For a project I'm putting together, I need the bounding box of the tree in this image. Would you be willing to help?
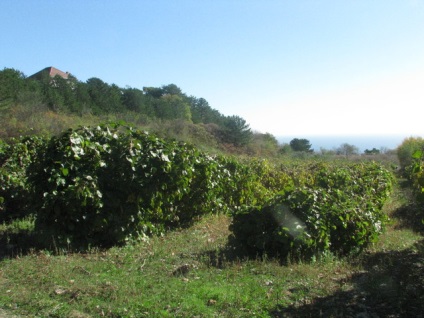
[154,94,191,121]
[397,137,424,172]
[289,138,313,152]
[188,96,225,125]
[223,115,252,146]
[0,68,26,103]
[249,132,280,156]
[73,82,93,114]
[48,74,80,112]
[336,143,359,156]
[279,143,293,155]
[364,148,380,155]
[142,84,193,121]
[143,86,164,98]
[122,87,154,116]
[161,84,182,96]
[38,73,66,112]
[86,78,124,114]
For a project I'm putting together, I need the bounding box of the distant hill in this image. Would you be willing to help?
[278,134,404,152]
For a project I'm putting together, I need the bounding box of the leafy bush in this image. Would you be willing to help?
[409,149,424,203]
[230,162,394,258]
[399,138,424,210]
[397,137,424,174]
[0,136,46,221]
[28,124,274,248]
[29,125,190,246]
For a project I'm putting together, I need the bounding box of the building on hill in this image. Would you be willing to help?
[29,66,70,80]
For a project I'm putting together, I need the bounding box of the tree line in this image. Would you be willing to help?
[0,68,253,148]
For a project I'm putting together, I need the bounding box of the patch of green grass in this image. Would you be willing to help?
[0,216,35,234]
[0,184,423,317]
[0,216,36,259]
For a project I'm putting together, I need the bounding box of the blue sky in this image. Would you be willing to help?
[2,0,424,137]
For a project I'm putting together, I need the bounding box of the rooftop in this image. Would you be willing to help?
[29,66,70,80]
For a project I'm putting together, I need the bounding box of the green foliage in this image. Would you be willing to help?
[27,124,270,248]
[408,148,424,203]
[245,158,294,199]
[222,115,253,146]
[2,67,275,156]
[212,157,258,210]
[230,162,394,258]
[189,97,225,125]
[398,140,424,223]
[397,136,424,174]
[29,125,179,246]
[0,68,26,104]
[248,132,280,157]
[86,78,124,114]
[290,138,313,153]
[0,129,400,257]
[154,94,192,121]
[121,87,153,115]
[364,147,380,155]
[0,136,46,221]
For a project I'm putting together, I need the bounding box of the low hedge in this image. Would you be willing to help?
[28,125,274,248]
[230,162,394,257]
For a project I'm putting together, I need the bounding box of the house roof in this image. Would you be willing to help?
[29,66,70,80]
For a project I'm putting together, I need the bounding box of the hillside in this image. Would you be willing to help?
[0,67,283,157]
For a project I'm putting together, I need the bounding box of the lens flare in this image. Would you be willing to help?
[271,204,307,239]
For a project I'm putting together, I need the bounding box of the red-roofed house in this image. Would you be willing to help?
[29,66,70,80]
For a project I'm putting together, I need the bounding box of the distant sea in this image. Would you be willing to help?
[276,135,413,153]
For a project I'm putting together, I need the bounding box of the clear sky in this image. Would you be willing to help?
[2,0,424,137]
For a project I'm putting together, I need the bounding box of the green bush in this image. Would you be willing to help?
[409,149,424,203]
[397,137,424,174]
[28,124,273,248]
[0,136,46,222]
[398,138,424,206]
[230,162,394,258]
[29,125,195,246]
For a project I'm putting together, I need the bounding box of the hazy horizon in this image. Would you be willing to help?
[277,134,408,152]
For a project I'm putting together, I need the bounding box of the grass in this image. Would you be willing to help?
[0,183,423,317]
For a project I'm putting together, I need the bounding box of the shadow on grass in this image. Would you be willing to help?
[196,236,254,269]
[393,178,424,234]
[196,234,295,269]
[269,239,424,318]
[0,221,108,259]
[0,216,201,260]
[392,202,424,234]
